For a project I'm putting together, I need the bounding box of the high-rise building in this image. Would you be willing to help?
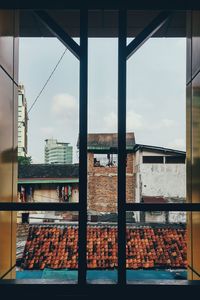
[18,84,28,157]
[45,139,73,164]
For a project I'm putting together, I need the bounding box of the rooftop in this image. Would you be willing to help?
[18,164,79,184]
[134,144,186,156]
[21,224,187,271]
[78,132,135,152]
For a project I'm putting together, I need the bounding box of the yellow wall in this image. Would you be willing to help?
[186,10,200,280]
[0,10,18,279]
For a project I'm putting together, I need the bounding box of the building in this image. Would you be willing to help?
[1,4,200,293]
[18,164,79,203]
[44,138,73,164]
[18,132,136,215]
[18,135,186,224]
[18,84,28,157]
[134,144,186,223]
[87,133,136,214]
[18,164,79,224]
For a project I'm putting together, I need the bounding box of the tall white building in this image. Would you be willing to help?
[45,139,73,164]
[18,84,28,157]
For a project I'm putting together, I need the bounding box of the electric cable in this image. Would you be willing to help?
[18,47,67,128]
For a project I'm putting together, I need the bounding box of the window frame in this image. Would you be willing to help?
[1,7,200,295]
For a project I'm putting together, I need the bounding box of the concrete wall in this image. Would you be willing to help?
[33,187,58,202]
[139,164,186,198]
[16,223,29,259]
[144,212,186,224]
[145,212,166,223]
[169,212,186,223]
[135,151,186,203]
[71,185,79,202]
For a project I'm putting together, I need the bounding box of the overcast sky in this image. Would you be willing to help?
[19,37,186,163]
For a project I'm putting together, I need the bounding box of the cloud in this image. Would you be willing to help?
[167,138,186,151]
[127,111,144,131]
[103,110,144,132]
[103,112,117,132]
[40,126,55,137]
[142,118,176,132]
[51,93,78,120]
[103,110,176,134]
[160,118,176,128]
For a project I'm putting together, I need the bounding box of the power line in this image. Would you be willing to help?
[28,48,67,114]
[18,48,67,128]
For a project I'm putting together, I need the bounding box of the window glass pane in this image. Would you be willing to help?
[87,13,118,283]
[143,156,164,164]
[126,211,187,282]
[18,10,80,203]
[127,29,186,204]
[16,211,79,282]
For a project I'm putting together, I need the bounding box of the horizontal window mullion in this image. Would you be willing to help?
[0,202,79,211]
[1,203,199,212]
[125,203,200,211]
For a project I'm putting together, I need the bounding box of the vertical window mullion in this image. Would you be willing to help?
[78,9,88,285]
[118,9,127,285]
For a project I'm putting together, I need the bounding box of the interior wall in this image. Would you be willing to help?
[0,10,19,279]
[186,10,200,280]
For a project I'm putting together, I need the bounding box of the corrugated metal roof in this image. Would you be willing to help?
[134,144,186,155]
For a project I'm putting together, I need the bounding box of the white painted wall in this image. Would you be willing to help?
[145,212,166,223]
[33,188,58,202]
[71,187,79,202]
[169,212,186,223]
[135,150,186,203]
[140,163,186,198]
[144,212,186,223]
[32,185,79,203]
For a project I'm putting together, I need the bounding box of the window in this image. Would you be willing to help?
[165,156,185,164]
[93,153,118,167]
[143,156,164,164]
[1,8,200,297]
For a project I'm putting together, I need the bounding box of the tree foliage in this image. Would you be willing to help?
[18,156,32,165]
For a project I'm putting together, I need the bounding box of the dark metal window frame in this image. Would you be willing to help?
[1,8,200,291]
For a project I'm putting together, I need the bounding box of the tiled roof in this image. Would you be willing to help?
[21,225,187,270]
[18,164,79,179]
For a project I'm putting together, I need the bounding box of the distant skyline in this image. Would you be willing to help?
[19,37,186,163]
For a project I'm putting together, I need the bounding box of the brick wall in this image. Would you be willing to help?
[88,152,135,213]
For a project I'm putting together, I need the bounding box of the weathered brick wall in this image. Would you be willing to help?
[88,152,135,213]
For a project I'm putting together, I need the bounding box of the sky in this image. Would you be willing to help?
[19,37,186,163]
